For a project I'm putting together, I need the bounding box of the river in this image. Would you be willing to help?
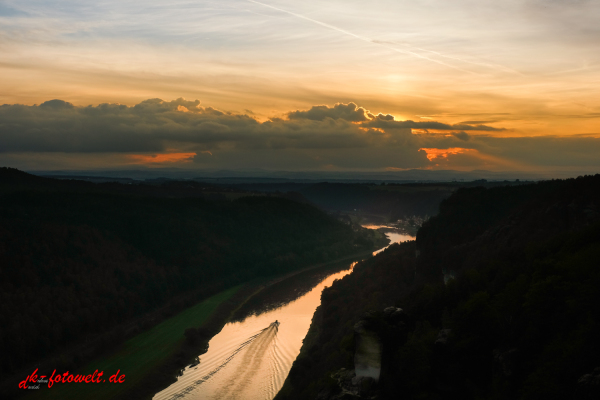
[153,227,414,400]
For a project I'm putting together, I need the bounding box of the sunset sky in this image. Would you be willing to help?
[1,0,600,175]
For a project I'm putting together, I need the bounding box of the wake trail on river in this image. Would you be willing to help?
[214,323,279,399]
[164,323,280,400]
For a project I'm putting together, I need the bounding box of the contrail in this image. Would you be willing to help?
[392,42,523,75]
[246,0,479,75]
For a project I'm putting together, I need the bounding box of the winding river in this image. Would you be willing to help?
[153,227,414,400]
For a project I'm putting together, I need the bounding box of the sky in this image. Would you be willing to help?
[1,0,600,175]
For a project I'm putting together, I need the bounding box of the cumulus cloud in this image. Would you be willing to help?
[1,99,599,171]
[287,102,371,122]
[286,103,502,132]
[0,98,257,153]
[0,99,407,154]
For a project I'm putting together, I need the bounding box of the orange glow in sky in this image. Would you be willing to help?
[1,1,599,175]
[419,148,474,161]
[128,153,197,164]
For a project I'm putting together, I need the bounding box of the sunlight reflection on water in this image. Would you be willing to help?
[153,228,413,400]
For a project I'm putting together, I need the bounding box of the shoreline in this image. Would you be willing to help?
[18,243,386,400]
[131,245,390,400]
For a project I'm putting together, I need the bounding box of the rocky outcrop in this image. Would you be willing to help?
[574,367,600,399]
[354,319,382,381]
[434,328,452,346]
[316,368,377,400]
[493,348,517,378]
[317,307,411,400]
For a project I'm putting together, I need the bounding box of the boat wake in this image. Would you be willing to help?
[165,322,279,400]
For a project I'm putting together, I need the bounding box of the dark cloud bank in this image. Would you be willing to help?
[1,99,599,171]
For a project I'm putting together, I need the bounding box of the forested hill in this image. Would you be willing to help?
[212,181,455,220]
[206,180,529,223]
[0,168,384,384]
[277,175,600,400]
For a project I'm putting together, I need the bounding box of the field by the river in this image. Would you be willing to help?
[26,286,241,400]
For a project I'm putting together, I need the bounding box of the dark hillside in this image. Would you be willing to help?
[277,175,600,400]
[417,176,600,279]
[0,168,382,390]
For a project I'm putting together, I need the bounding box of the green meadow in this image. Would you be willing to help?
[30,286,241,400]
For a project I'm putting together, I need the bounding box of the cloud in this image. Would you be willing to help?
[0,98,258,153]
[364,115,504,132]
[473,136,600,167]
[286,103,502,131]
[1,99,599,172]
[452,131,471,141]
[459,120,498,125]
[39,99,75,110]
[0,3,27,17]
[287,102,371,122]
[0,99,402,154]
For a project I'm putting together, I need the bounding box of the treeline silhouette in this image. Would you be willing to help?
[277,175,600,400]
[215,180,526,221]
[299,182,450,219]
[0,168,381,384]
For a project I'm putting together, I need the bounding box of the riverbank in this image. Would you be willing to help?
[274,241,418,400]
[246,243,389,295]
[153,252,384,400]
[25,286,245,400]
[136,247,387,400]
[22,243,386,400]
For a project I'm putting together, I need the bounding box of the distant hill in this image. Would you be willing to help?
[211,180,531,225]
